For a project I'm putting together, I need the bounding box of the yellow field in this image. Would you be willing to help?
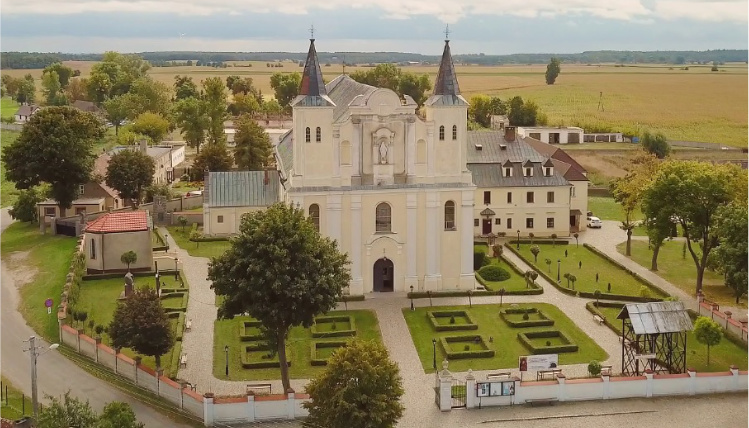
[3,61,746,146]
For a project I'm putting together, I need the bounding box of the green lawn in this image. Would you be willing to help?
[588,197,643,223]
[595,305,748,372]
[0,130,21,207]
[517,243,668,298]
[617,240,743,307]
[75,276,188,377]
[213,310,383,381]
[165,226,231,259]
[403,303,607,373]
[0,376,32,420]
[1,222,77,341]
[474,243,535,292]
[1,97,19,120]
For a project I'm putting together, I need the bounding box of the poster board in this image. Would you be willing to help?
[519,354,559,372]
[476,381,515,397]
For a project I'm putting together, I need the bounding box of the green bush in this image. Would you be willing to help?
[240,345,292,369]
[522,313,530,321]
[477,265,511,282]
[588,360,603,376]
[474,250,490,271]
[311,315,356,338]
[517,330,579,354]
[427,310,479,332]
[239,320,264,341]
[310,341,347,366]
[439,335,495,359]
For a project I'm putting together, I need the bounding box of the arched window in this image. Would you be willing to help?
[452,125,457,140]
[305,127,311,143]
[444,201,456,230]
[375,203,391,233]
[309,204,320,232]
[316,127,321,142]
[439,125,445,141]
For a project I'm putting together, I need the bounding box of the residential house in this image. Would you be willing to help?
[14,104,40,123]
[517,126,584,144]
[83,210,154,273]
[71,100,104,117]
[109,141,186,184]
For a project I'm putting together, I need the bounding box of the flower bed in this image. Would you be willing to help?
[240,345,292,369]
[427,310,479,332]
[311,315,356,338]
[517,329,578,354]
[309,341,348,366]
[499,308,555,328]
[239,320,264,342]
[439,335,495,359]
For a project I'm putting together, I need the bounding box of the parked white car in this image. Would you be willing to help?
[588,216,602,229]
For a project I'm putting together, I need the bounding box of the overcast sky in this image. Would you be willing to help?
[1,0,747,54]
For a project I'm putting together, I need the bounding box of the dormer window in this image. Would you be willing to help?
[524,167,533,177]
[503,167,512,177]
[544,167,553,176]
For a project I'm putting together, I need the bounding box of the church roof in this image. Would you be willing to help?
[207,171,281,207]
[276,130,294,179]
[326,75,377,123]
[425,40,467,107]
[291,39,335,108]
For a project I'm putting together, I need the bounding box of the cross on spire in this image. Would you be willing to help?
[444,24,450,41]
[309,25,315,40]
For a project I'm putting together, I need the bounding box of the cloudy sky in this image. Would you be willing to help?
[1,0,747,54]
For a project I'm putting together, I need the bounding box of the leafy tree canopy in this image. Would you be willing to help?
[3,106,103,210]
[468,94,507,128]
[640,131,671,159]
[233,114,273,170]
[270,72,301,110]
[174,75,199,101]
[203,77,228,144]
[172,96,209,154]
[37,392,144,428]
[693,316,722,365]
[710,202,748,303]
[350,64,432,105]
[192,142,233,178]
[105,149,155,206]
[545,57,561,85]
[130,112,170,144]
[9,185,48,223]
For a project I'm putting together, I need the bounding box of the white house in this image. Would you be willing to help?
[14,104,40,123]
[517,126,584,144]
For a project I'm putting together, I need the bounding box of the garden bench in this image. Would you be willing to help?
[526,398,558,407]
[185,318,192,331]
[593,314,605,325]
[537,369,562,381]
[246,383,272,395]
[180,354,187,368]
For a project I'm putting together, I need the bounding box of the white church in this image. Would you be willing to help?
[202,36,589,296]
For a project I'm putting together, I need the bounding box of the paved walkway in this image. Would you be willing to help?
[581,220,747,319]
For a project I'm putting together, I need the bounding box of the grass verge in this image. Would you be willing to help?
[0,376,33,420]
[165,226,231,259]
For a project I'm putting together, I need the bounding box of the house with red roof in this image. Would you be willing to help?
[83,210,154,273]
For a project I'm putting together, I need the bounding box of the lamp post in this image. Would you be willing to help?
[155,271,160,295]
[468,289,473,308]
[164,233,169,251]
[516,230,521,250]
[557,259,561,283]
[174,257,179,280]
[432,338,437,371]
[410,286,414,311]
[224,345,229,377]
[24,336,59,420]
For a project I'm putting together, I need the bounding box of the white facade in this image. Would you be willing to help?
[519,126,584,144]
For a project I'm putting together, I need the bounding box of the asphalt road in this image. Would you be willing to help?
[1,208,193,427]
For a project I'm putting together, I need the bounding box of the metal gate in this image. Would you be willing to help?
[451,379,466,408]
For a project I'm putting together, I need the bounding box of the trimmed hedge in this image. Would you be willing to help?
[239,320,264,342]
[311,315,356,338]
[165,340,182,379]
[439,335,495,359]
[504,243,664,303]
[499,308,555,328]
[310,341,348,366]
[518,329,579,354]
[240,345,292,369]
[427,310,479,332]
[583,243,671,298]
[585,301,628,333]
[160,292,188,312]
[477,265,511,282]
[409,286,542,299]
[168,312,186,341]
[511,239,570,245]
[474,250,490,271]
[340,294,365,302]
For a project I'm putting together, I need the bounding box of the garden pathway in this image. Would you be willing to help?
[580,220,747,320]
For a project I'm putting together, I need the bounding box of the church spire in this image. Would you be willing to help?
[299,36,327,97]
[433,29,461,96]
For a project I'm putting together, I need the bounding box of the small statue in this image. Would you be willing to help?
[379,141,388,164]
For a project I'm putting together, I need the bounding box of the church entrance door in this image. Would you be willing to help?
[373,258,394,292]
[482,219,492,235]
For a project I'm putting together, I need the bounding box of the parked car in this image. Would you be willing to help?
[588,216,602,228]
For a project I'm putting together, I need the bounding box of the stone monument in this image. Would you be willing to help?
[119,272,134,300]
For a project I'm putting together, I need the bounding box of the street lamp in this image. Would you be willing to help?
[516,230,521,250]
[468,289,473,308]
[174,257,179,280]
[24,336,59,420]
[432,338,437,371]
[224,345,229,377]
[557,259,561,283]
[164,233,169,250]
[155,271,161,295]
[410,286,414,311]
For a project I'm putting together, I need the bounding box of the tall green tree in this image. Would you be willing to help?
[43,62,75,87]
[105,149,155,207]
[172,96,209,154]
[641,131,671,159]
[65,77,89,102]
[9,186,47,223]
[710,202,748,303]
[507,96,543,126]
[545,57,561,84]
[642,161,740,293]
[108,287,174,369]
[228,93,261,116]
[693,317,722,366]
[102,95,131,135]
[96,402,145,428]
[36,392,98,428]
[42,70,67,106]
[350,64,432,106]
[17,74,36,104]
[304,340,404,428]
[208,203,351,391]
[203,77,228,144]
[174,75,199,101]
[396,71,432,105]
[130,112,170,143]
[192,142,233,176]
[269,72,301,109]
[3,107,103,212]
[127,77,171,118]
[233,114,272,170]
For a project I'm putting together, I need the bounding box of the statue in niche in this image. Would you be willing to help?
[379,139,388,164]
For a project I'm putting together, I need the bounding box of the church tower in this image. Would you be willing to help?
[291,35,336,186]
[424,33,469,180]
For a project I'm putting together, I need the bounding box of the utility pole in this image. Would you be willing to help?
[24,335,59,422]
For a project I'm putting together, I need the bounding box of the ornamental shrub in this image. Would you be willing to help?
[522,313,530,321]
[588,360,602,376]
[478,265,511,282]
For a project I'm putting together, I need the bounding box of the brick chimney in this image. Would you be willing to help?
[504,126,516,142]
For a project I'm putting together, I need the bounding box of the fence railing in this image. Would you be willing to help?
[0,380,34,421]
[697,300,748,343]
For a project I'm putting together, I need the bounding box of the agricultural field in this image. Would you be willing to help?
[1,96,19,120]
[2,61,746,146]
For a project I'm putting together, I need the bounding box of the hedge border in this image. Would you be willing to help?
[582,243,671,298]
[341,294,365,302]
[511,239,570,245]
[239,320,264,342]
[499,308,555,328]
[240,345,292,369]
[160,292,188,312]
[504,243,665,303]
[309,340,348,366]
[517,329,579,354]
[167,312,186,341]
[585,301,628,333]
[311,315,357,338]
[427,310,479,332]
[439,335,495,359]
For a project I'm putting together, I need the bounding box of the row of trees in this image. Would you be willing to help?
[611,149,747,301]
[36,393,144,428]
[468,94,547,128]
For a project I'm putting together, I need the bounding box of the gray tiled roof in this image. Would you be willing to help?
[275,131,294,178]
[326,75,377,123]
[467,164,568,188]
[618,302,693,334]
[467,131,546,164]
[207,171,281,207]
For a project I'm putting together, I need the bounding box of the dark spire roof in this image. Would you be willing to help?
[433,39,461,96]
[300,39,326,97]
[292,38,334,107]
